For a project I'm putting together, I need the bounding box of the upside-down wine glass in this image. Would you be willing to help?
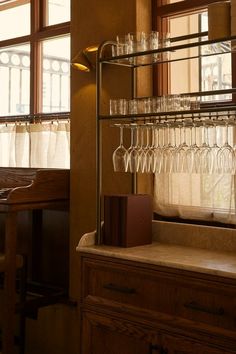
[217,119,234,174]
[175,121,188,173]
[112,124,127,172]
[185,122,200,174]
[126,124,140,173]
[162,122,174,173]
[199,122,211,174]
[209,121,220,174]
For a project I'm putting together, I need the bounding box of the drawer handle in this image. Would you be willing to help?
[149,344,168,354]
[184,300,225,316]
[103,283,136,294]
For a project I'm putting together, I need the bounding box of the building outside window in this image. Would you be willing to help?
[0,0,70,116]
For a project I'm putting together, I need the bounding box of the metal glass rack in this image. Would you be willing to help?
[95,32,236,244]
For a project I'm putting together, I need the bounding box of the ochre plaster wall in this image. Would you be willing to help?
[70,0,152,299]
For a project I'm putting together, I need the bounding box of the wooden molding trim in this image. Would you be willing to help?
[0,0,29,11]
[156,0,228,17]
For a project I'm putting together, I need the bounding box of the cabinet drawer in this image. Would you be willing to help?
[176,285,236,331]
[82,259,177,315]
[82,259,236,331]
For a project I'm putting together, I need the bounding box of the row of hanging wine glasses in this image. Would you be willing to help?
[112,119,236,174]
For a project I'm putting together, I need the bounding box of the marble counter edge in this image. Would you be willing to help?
[76,233,236,280]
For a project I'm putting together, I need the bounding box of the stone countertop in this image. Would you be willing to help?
[76,231,236,280]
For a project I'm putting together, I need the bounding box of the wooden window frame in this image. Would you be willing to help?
[0,0,70,115]
[152,0,236,227]
[152,0,236,101]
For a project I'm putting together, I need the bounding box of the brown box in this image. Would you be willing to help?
[103,194,153,247]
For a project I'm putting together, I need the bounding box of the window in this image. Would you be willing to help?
[0,0,70,116]
[153,0,236,225]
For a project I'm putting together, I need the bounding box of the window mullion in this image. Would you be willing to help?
[30,0,42,114]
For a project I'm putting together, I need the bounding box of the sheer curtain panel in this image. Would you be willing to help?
[0,120,70,168]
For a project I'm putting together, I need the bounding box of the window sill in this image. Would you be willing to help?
[152,219,236,253]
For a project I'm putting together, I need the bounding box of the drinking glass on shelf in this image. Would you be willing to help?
[190,96,201,110]
[180,94,191,111]
[149,31,159,62]
[112,124,128,172]
[115,36,129,56]
[160,32,171,61]
[109,98,128,115]
[128,99,138,115]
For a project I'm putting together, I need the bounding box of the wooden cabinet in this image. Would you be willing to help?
[81,311,155,354]
[78,253,236,354]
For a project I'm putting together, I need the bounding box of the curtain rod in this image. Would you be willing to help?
[0,111,70,123]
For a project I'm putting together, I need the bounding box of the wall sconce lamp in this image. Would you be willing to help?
[71,44,98,72]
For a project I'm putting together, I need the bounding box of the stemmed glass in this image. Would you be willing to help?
[137,125,147,173]
[185,122,200,173]
[155,125,164,173]
[125,124,135,172]
[209,121,220,174]
[145,123,156,173]
[126,124,140,173]
[217,119,234,174]
[161,122,174,173]
[199,122,211,174]
[174,122,188,173]
[112,124,127,172]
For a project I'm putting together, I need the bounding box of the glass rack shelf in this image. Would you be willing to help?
[100,31,236,68]
[99,105,236,123]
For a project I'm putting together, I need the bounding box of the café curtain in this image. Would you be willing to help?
[153,125,236,224]
[0,120,70,168]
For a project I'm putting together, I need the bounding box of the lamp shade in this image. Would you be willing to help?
[71,50,93,72]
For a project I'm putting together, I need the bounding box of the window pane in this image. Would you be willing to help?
[42,36,70,113]
[0,45,30,116]
[200,13,232,101]
[46,0,70,26]
[0,2,30,41]
[168,12,232,101]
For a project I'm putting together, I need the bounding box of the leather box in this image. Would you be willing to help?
[103,194,152,247]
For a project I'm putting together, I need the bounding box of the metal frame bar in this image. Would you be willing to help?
[0,111,70,123]
[95,33,236,244]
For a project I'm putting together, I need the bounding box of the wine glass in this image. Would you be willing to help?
[185,122,200,173]
[174,122,188,173]
[199,122,211,174]
[161,123,175,173]
[145,123,156,173]
[112,124,127,172]
[125,124,135,172]
[137,125,147,173]
[209,122,220,174]
[217,119,234,174]
[155,125,164,173]
[126,124,140,173]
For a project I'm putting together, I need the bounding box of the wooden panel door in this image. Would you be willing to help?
[81,311,162,354]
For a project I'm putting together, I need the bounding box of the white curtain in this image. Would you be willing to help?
[154,125,236,224]
[0,120,70,169]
